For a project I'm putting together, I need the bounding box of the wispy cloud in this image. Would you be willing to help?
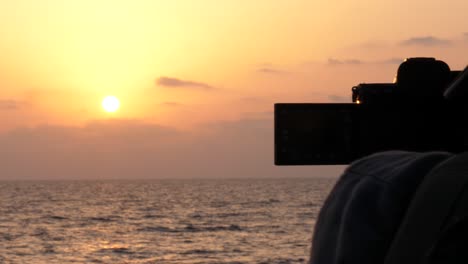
[380,58,404,64]
[257,68,288,75]
[238,96,269,103]
[327,58,363,65]
[161,102,183,107]
[400,36,451,46]
[328,95,350,102]
[241,111,273,119]
[0,118,343,180]
[325,57,404,66]
[0,100,21,110]
[156,77,214,90]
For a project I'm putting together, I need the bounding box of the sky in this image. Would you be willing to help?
[0,0,467,179]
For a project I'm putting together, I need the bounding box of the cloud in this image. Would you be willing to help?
[325,57,404,66]
[0,100,21,110]
[156,77,214,90]
[238,97,272,104]
[0,120,184,180]
[83,119,180,139]
[0,118,344,180]
[257,68,287,75]
[400,36,451,46]
[241,111,273,119]
[380,58,404,65]
[327,58,363,65]
[328,95,350,103]
[161,102,183,107]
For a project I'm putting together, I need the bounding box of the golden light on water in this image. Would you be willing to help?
[102,96,120,113]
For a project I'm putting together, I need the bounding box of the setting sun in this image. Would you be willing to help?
[102,96,120,113]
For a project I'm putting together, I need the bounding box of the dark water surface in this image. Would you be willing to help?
[0,178,337,264]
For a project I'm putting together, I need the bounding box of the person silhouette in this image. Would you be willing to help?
[309,151,453,264]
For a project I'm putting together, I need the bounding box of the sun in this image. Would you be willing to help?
[102,96,120,113]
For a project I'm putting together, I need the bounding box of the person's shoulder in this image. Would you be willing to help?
[345,151,454,186]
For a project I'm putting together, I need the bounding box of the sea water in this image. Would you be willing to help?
[0,178,337,264]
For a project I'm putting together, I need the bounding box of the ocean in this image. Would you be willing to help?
[0,178,337,264]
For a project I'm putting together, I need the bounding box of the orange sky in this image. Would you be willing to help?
[0,1,467,179]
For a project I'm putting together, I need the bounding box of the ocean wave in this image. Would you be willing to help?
[87,217,118,222]
[188,212,249,219]
[143,214,164,219]
[184,224,243,232]
[138,224,244,233]
[46,215,69,221]
[215,212,248,218]
[189,213,203,219]
[258,257,307,264]
[96,247,132,254]
[137,226,177,233]
[0,178,332,263]
[31,227,49,238]
[181,249,221,255]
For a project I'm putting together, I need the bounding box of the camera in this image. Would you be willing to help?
[275,58,468,165]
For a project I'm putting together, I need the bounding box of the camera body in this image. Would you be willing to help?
[275,58,468,165]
